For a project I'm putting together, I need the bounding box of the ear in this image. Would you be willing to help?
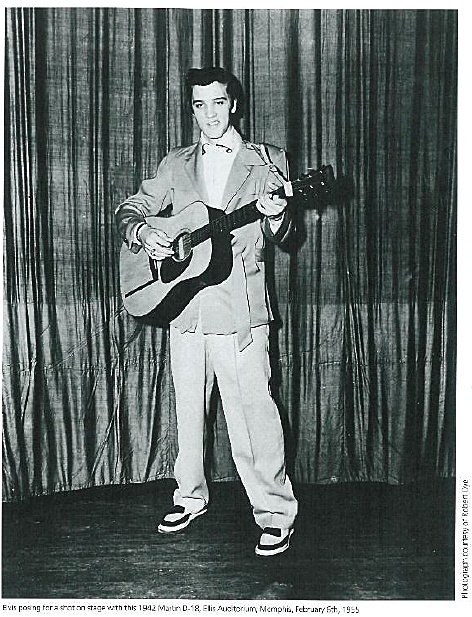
[230,99,238,114]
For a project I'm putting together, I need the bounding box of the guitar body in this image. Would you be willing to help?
[120,202,234,325]
[119,164,334,326]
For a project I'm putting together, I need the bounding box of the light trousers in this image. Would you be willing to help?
[169,324,298,530]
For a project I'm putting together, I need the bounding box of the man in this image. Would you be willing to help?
[115,67,298,556]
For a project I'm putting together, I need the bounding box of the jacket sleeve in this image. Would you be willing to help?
[114,153,174,253]
[260,144,293,246]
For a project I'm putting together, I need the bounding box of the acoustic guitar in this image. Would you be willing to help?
[120,164,334,325]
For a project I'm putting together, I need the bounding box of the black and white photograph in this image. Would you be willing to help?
[1,3,467,613]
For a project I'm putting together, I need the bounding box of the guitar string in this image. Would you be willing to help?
[183,167,330,249]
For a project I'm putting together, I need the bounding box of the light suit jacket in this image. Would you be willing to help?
[115,138,292,350]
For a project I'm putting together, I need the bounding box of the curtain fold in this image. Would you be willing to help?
[3,8,457,500]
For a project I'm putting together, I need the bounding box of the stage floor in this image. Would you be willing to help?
[2,478,455,600]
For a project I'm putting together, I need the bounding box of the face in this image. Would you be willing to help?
[191,81,237,141]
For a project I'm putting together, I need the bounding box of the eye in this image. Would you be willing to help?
[193,102,203,109]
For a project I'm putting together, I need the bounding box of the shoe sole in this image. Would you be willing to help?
[255,529,294,556]
[157,507,207,534]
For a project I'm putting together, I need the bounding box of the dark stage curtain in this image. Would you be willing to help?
[3,8,457,501]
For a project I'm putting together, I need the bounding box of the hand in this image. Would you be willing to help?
[138,225,174,260]
[255,180,287,220]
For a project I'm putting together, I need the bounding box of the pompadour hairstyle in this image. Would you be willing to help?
[185,67,244,118]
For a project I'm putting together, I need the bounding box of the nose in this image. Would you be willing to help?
[206,104,216,118]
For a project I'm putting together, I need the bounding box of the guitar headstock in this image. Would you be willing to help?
[290,165,335,199]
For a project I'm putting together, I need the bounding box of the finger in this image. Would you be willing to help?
[258,195,287,217]
[152,230,172,245]
[153,237,173,250]
[145,235,172,252]
[256,196,275,216]
[271,195,287,207]
[145,246,174,260]
[254,178,264,197]
[256,195,269,211]
[144,234,174,254]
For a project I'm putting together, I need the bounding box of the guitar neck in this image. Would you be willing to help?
[191,200,262,248]
[189,165,333,249]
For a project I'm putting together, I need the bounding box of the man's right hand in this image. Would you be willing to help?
[137,225,174,260]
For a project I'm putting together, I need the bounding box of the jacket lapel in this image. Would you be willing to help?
[180,143,209,205]
[221,142,266,211]
[177,140,266,211]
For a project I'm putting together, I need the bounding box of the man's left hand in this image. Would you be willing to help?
[256,181,287,220]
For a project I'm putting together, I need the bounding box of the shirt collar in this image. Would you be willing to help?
[200,125,242,154]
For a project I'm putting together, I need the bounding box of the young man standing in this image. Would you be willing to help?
[115,67,298,556]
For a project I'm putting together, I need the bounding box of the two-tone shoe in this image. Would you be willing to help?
[255,527,294,556]
[157,504,208,534]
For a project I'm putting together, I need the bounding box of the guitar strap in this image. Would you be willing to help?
[259,143,270,165]
[257,143,289,185]
[258,143,280,174]
[258,143,293,198]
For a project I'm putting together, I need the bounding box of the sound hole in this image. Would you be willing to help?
[172,231,192,262]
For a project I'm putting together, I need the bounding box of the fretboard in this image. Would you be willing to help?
[188,165,333,249]
[190,200,262,248]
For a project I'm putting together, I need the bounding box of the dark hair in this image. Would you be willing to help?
[185,67,244,119]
